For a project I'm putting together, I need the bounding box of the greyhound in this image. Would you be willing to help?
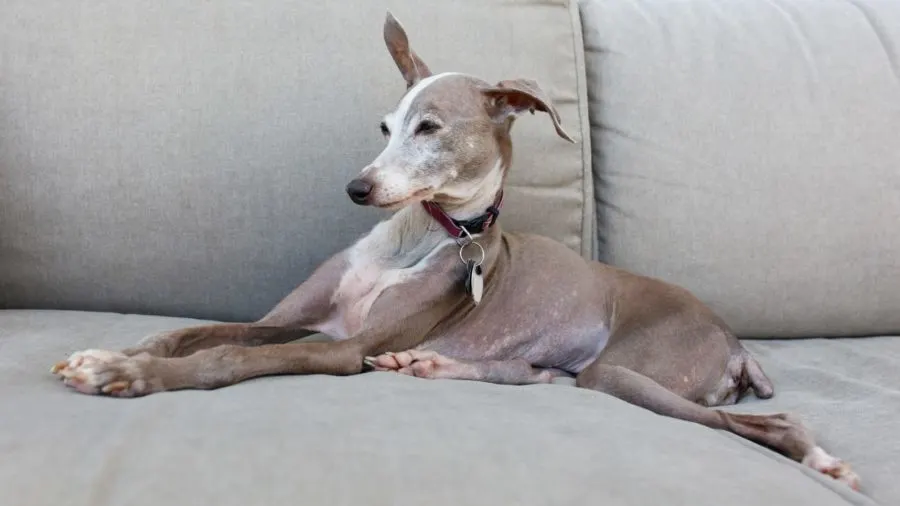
[52,12,859,490]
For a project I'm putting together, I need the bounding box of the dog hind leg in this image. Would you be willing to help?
[575,361,859,490]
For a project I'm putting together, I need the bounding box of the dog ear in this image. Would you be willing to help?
[482,79,575,143]
[383,12,432,89]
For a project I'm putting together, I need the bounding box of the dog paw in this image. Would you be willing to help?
[364,350,460,379]
[50,349,158,397]
[802,447,861,491]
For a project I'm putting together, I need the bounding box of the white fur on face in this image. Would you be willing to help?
[365,166,418,207]
[364,72,463,206]
[389,72,462,136]
[436,158,505,219]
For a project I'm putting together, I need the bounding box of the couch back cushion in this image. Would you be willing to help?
[581,0,900,337]
[0,0,590,321]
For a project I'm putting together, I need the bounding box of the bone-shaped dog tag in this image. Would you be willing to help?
[465,260,484,305]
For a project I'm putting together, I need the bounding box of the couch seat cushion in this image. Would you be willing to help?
[1,310,894,505]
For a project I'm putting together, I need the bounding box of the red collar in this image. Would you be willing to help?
[421,191,504,239]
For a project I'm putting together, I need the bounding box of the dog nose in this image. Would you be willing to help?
[346,178,374,204]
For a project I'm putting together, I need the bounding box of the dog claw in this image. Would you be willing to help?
[50,361,67,374]
[363,357,376,366]
[102,381,130,394]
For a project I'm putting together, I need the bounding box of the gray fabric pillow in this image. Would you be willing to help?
[0,0,591,321]
[581,0,900,337]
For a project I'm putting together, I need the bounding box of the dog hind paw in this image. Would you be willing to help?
[802,447,861,491]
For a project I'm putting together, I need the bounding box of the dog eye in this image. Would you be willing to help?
[380,122,390,137]
[414,120,440,135]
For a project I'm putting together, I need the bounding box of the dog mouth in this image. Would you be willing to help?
[374,188,434,209]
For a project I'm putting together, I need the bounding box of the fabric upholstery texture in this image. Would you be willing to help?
[580,0,900,338]
[0,0,591,322]
[1,310,896,506]
[2,1,898,505]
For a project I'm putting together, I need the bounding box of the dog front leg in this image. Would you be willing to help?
[366,350,567,384]
[110,253,349,359]
[51,338,374,397]
[120,324,313,358]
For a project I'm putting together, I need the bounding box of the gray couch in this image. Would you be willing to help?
[2,1,898,505]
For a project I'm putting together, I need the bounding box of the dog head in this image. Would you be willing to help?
[346,12,574,210]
